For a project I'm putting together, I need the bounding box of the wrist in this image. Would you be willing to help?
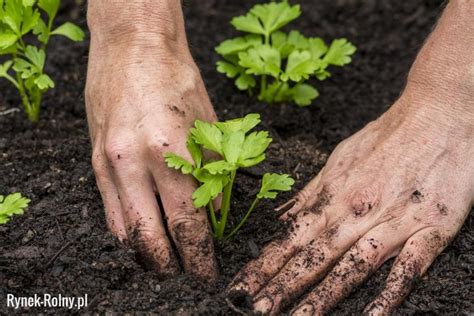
[87,0,189,56]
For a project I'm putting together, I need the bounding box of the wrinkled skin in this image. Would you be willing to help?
[229,1,474,314]
[85,1,218,281]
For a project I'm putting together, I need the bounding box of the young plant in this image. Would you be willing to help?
[0,0,85,122]
[215,0,356,106]
[0,192,30,224]
[164,113,295,240]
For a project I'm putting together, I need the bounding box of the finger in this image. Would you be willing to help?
[253,218,367,315]
[291,225,403,316]
[108,149,180,278]
[91,151,127,241]
[229,199,330,296]
[154,166,218,283]
[276,169,325,221]
[364,228,451,315]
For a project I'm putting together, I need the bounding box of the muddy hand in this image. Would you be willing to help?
[85,1,218,281]
[229,1,474,314]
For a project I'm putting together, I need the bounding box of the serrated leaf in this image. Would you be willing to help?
[32,18,48,43]
[308,37,328,59]
[281,50,318,82]
[3,0,23,34]
[24,45,45,70]
[324,38,356,66]
[13,57,36,79]
[0,60,13,76]
[0,192,31,224]
[235,73,256,90]
[271,31,294,59]
[215,113,261,134]
[0,32,17,49]
[203,160,235,175]
[239,131,271,163]
[239,44,281,78]
[164,153,194,174]
[257,173,294,199]
[38,0,59,19]
[287,30,308,49]
[34,73,54,89]
[192,175,228,208]
[51,22,85,42]
[222,131,245,164]
[186,137,202,168]
[20,4,40,34]
[191,120,223,155]
[215,34,261,56]
[292,83,319,106]
[238,154,266,168]
[216,61,241,78]
[232,1,300,36]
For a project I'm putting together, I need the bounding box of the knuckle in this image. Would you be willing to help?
[91,151,108,178]
[147,136,172,158]
[104,136,135,163]
[346,186,381,217]
[168,213,208,245]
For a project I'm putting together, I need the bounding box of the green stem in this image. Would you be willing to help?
[208,200,218,232]
[2,74,20,89]
[224,197,260,241]
[215,170,236,239]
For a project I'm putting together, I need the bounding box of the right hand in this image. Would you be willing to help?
[85,2,218,281]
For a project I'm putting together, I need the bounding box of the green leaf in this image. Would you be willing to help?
[215,113,261,134]
[235,73,256,90]
[239,131,272,163]
[192,175,228,208]
[3,0,23,34]
[292,83,319,106]
[232,1,300,37]
[258,81,292,104]
[51,22,85,42]
[239,44,281,78]
[287,30,309,50]
[186,137,202,169]
[271,31,294,59]
[33,18,49,43]
[238,154,266,168]
[281,50,318,82]
[323,38,356,66]
[34,73,54,89]
[13,58,37,79]
[38,0,59,19]
[308,37,328,59]
[164,153,194,174]
[222,131,245,164]
[0,192,31,224]
[0,32,18,49]
[22,0,35,7]
[257,173,294,199]
[191,120,223,155]
[203,160,235,175]
[215,34,261,56]
[20,4,40,35]
[0,60,13,76]
[216,61,241,78]
[24,45,45,70]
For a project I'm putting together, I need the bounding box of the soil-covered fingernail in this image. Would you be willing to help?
[253,295,274,313]
[275,199,296,214]
[231,282,250,292]
[292,303,315,316]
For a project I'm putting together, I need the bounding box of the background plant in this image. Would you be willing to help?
[215,0,356,106]
[0,192,30,224]
[164,113,294,240]
[0,0,84,122]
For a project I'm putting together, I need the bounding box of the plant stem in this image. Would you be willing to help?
[259,33,271,98]
[215,170,236,239]
[208,200,218,231]
[224,197,260,240]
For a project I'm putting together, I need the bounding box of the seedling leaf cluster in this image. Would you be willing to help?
[0,192,30,224]
[215,1,356,106]
[165,114,294,240]
[0,0,84,122]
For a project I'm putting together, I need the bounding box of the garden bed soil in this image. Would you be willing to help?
[1,0,472,314]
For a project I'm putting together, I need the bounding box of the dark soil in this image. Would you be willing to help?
[1,0,473,315]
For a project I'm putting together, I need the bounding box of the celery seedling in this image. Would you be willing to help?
[215,1,356,106]
[0,192,30,224]
[164,113,294,240]
[0,0,85,122]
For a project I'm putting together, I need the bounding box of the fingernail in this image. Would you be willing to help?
[292,303,315,316]
[253,295,274,313]
[275,199,296,214]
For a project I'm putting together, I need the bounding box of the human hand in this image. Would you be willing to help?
[85,1,218,281]
[228,1,474,311]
